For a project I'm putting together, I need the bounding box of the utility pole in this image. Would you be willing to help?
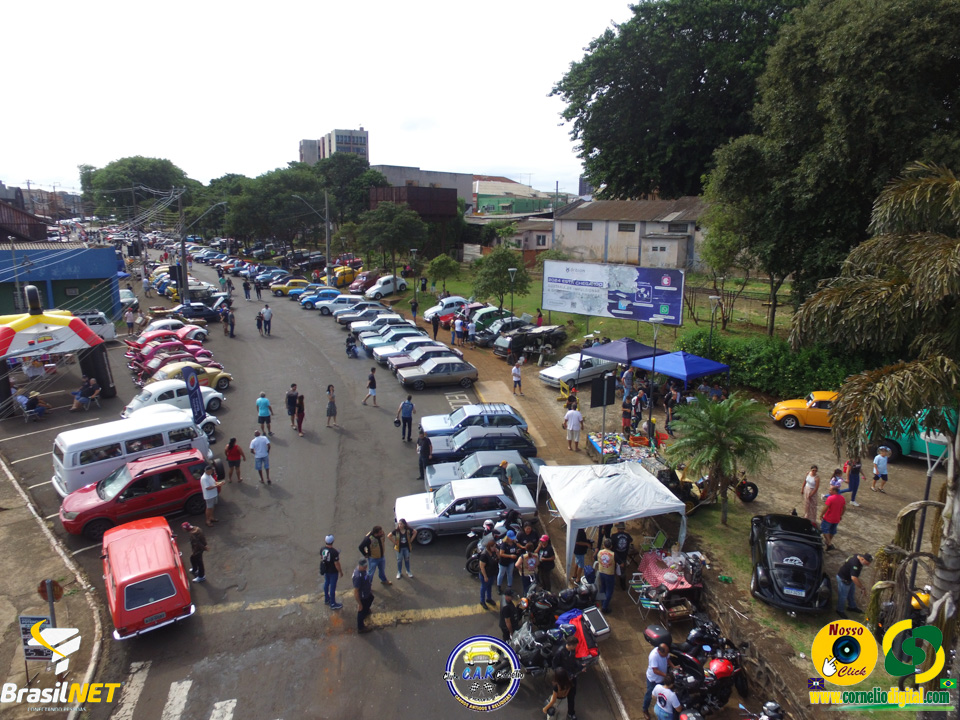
[324,191,331,281]
[9,236,21,312]
[179,191,190,306]
[24,180,35,214]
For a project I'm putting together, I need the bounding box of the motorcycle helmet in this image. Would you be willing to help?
[761,701,784,720]
[483,519,494,530]
[559,589,577,604]
[707,657,735,679]
[533,630,549,643]
[559,623,577,638]
[546,628,564,642]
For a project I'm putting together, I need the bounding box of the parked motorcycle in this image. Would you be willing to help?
[465,510,528,558]
[491,620,599,683]
[521,569,599,628]
[345,335,359,359]
[739,701,784,720]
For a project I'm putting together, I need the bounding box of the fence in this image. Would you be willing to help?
[683,285,792,333]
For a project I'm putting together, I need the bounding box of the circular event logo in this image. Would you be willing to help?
[443,635,522,711]
[811,619,879,686]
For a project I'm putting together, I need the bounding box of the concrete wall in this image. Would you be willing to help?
[553,218,699,269]
[371,165,473,208]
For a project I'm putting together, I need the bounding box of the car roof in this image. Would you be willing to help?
[54,412,197,445]
[463,450,526,466]
[103,517,179,584]
[449,477,505,496]
[139,379,214,395]
[808,391,838,400]
[454,426,525,440]
[759,513,822,540]
[127,448,206,476]
[452,403,519,417]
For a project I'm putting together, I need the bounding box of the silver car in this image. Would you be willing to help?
[538,352,618,388]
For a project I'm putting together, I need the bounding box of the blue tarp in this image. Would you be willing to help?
[630,351,730,389]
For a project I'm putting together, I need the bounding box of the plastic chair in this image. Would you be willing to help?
[641,530,668,553]
[545,498,564,527]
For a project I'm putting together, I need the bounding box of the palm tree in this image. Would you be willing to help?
[792,162,960,693]
[663,393,777,525]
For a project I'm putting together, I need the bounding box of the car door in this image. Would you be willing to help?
[807,401,832,428]
[154,388,177,409]
[114,475,166,524]
[173,387,191,410]
[442,498,478,533]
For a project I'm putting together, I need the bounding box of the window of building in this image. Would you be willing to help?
[668,223,688,233]
[536,235,547,246]
[618,223,636,233]
[576,222,593,231]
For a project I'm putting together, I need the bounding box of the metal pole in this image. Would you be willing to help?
[10,236,21,312]
[324,191,331,285]
[647,321,660,442]
[179,193,190,306]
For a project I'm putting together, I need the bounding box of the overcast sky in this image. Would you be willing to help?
[2,0,634,199]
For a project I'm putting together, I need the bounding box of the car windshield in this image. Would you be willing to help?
[98,465,133,501]
[133,389,153,403]
[420,359,438,373]
[557,355,580,371]
[447,408,467,426]
[434,483,455,513]
[459,454,482,477]
[153,370,170,381]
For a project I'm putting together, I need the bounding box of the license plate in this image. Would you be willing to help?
[144,612,166,624]
[783,587,805,598]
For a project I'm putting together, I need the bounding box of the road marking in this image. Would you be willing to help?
[11,451,52,464]
[112,660,151,720]
[27,480,52,489]
[161,680,193,720]
[209,699,237,720]
[70,543,100,556]
[0,417,98,442]
[45,512,58,520]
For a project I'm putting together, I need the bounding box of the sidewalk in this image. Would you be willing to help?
[0,455,101,719]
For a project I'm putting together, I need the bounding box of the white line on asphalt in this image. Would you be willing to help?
[111,661,152,720]
[0,417,98,442]
[45,512,58,520]
[11,451,52,464]
[69,544,100,556]
[161,680,193,720]
[209,699,238,720]
[27,480,52,489]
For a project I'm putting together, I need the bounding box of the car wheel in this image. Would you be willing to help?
[465,540,479,558]
[460,377,473,388]
[206,397,222,412]
[201,421,217,438]
[320,307,330,315]
[195,331,208,342]
[215,377,231,391]
[415,528,436,545]
[82,519,113,542]
[779,415,799,430]
[413,380,426,391]
[399,283,407,291]
[304,302,315,309]
[185,494,206,516]
[274,290,283,296]
[213,458,225,478]
[374,292,383,300]
[882,439,903,462]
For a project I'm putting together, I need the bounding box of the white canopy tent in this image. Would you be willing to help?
[537,462,688,575]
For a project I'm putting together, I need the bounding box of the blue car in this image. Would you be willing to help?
[300,288,342,309]
[289,284,332,302]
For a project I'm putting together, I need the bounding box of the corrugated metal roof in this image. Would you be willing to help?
[556,197,706,223]
[515,219,553,231]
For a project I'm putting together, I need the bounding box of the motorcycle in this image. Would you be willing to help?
[491,620,599,683]
[738,701,784,720]
[465,509,528,558]
[677,468,759,508]
[345,336,359,359]
[521,569,599,629]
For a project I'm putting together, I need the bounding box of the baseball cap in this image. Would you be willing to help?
[862,553,874,563]
[616,522,626,529]
[506,530,517,540]
[181,522,191,530]
[540,535,549,543]
[325,535,335,544]
[358,558,368,567]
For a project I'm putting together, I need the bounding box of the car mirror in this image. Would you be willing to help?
[116,495,126,503]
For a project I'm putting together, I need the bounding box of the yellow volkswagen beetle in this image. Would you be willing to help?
[770,391,838,430]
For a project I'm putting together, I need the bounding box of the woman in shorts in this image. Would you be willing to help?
[224,437,246,483]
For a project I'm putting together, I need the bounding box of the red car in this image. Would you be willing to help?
[101,517,195,640]
[127,339,204,367]
[439,302,487,330]
[124,329,180,353]
[59,449,224,541]
[335,253,364,270]
[348,270,381,294]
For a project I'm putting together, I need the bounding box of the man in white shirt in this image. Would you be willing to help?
[651,673,683,720]
[563,406,584,452]
[200,464,224,527]
[644,643,676,718]
[250,430,272,484]
[261,304,273,336]
[511,362,523,396]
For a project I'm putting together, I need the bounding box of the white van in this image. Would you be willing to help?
[51,410,213,497]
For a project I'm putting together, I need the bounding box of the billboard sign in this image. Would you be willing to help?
[541,261,685,326]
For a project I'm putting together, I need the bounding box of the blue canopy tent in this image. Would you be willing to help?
[581,337,668,364]
[630,350,730,390]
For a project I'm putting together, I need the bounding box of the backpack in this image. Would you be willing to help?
[319,547,334,575]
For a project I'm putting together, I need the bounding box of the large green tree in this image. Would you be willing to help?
[552,0,805,198]
[358,202,427,283]
[314,154,389,225]
[472,246,530,310]
[426,254,461,293]
[80,157,197,222]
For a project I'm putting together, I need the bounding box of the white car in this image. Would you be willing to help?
[538,353,619,388]
[123,403,221,440]
[122,379,224,418]
[423,296,468,322]
[364,275,407,300]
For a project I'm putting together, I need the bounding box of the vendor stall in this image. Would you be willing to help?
[630,350,730,390]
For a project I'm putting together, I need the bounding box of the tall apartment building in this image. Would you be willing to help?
[299,127,369,166]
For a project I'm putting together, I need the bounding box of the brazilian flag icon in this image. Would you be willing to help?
[940,678,957,690]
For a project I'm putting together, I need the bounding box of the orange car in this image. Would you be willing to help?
[770,391,838,430]
[102,517,195,640]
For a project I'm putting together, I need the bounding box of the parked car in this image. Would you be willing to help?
[350,313,409,336]
[100,517,196,639]
[72,310,116,342]
[387,344,461,371]
[420,403,528,437]
[148,362,233,391]
[336,306,391,328]
[334,253,365,270]
[871,408,955,462]
[439,302,486,330]
[313,294,364,315]
[122,379,224,417]
[474,316,530,348]
[269,278,311,296]
[333,300,387,320]
[359,325,426,353]
[126,404,221,440]
[393,478,537,545]
[425,426,537,465]
[492,325,567,360]
[298,288,341,308]
[288,283,330,302]
[423,296,469,322]
[119,288,140,312]
[169,303,222,324]
[539,353,619,388]
[397,357,479,391]
[364,274,407,300]
[372,336,445,365]
[348,270,382,294]
[424,450,546,491]
[770,391,837,430]
[749,513,832,613]
[322,266,360,288]
[470,306,514,332]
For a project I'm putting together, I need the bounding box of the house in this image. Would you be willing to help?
[553,197,706,269]
[510,219,553,252]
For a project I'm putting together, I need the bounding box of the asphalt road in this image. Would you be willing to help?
[4,271,615,720]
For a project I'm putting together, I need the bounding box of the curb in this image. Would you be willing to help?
[0,457,103,720]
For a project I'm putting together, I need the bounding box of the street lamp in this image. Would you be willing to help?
[292,193,331,284]
[410,248,418,303]
[508,267,517,315]
[708,295,722,358]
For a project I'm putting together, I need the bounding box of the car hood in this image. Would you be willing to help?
[61,482,106,515]
[394,493,437,525]
[424,462,462,489]
[772,399,808,413]
[396,366,425,381]
[419,415,453,434]
[539,364,572,381]
[428,435,458,454]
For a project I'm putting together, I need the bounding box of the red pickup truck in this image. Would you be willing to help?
[335,253,364,270]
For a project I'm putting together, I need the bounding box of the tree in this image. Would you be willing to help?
[535,248,571,273]
[472,246,530,310]
[663,394,777,524]
[552,0,805,198]
[358,202,427,283]
[426,254,460,293]
[314,154,389,225]
[791,163,960,687]
[479,220,519,247]
[82,156,195,220]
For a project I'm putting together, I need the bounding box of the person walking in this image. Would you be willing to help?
[256,392,274,435]
[388,519,415,579]
[226,278,234,297]
[511,361,523,396]
[200,464,224,527]
[222,307,231,337]
[361,367,378,407]
[542,667,573,718]
[499,589,521,641]
[261,304,273,336]
[537,534,556,592]
[320,535,344,609]
[840,456,862,506]
[255,310,264,336]
[224,437,246,483]
[563,405,584,452]
[836,552,872,618]
[802,465,820,524]
[515,542,540,596]
[124,308,135,336]
[552,636,583,720]
[497,530,520,594]
[479,538,496,609]
[326,385,338,427]
[250,430,272,484]
[431,313,440,340]
[295,395,306,436]
[596,538,617,613]
[254,279,263,300]
[396,395,415,442]
[644,643,677,719]
[416,429,432,481]
[820,485,846,552]
[182,522,208,583]
[611,522,634,590]
[359,526,392,585]
[353,558,375,633]
[285,384,299,429]
[825,468,845,496]
[243,280,251,301]
[410,299,418,322]
[227,308,236,338]
[871,446,891,493]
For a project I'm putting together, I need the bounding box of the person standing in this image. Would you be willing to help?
[326,385,338,427]
[227,308,236,338]
[611,522,634,590]
[621,395,633,433]
[515,543,540,596]
[222,307,231,337]
[572,528,591,583]
[499,459,523,487]
[320,535,344,609]
[836,552,872,618]
[254,279,263,300]
[255,310,264,336]
[652,674,684,720]
[597,538,617,613]
[511,361,523,396]
[200,464,224,527]
[840,456,862,507]
[542,668,573,718]
[124,308,135,336]
[454,316,465,347]
[250,430,272,484]
[224,437,246,483]
[361,367,378,407]
[243,280,251,301]
[261,304,273,336]
[182,522,208,583]
[416,429,432,481]
[497,530,520,594]
[388,519,415,579]
[536,534,556,592]
[295,395,306,437]
[396,395,415,441]
[801,465,820,524]
[552,636,583,720]
[359,526,392,585]
[536,309,544,327]
[410,299,419,322]
[644,644,677,719]
[431,313,440,340]
[353,558,375,633]
[285,384,299,429]
[563,405,584,452]
[872,446,891,493]
[256,392,274,435]
[499,589,520,641]
[467,320,476,348]
[479,538,496,609]
[820,485,846,552]
[621,365,634,399]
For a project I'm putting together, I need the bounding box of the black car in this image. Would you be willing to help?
[749,513,831,613]
[427,426,537,466]
[474,317,530,348]
[492,325,567,360]
[170,303,222,323]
